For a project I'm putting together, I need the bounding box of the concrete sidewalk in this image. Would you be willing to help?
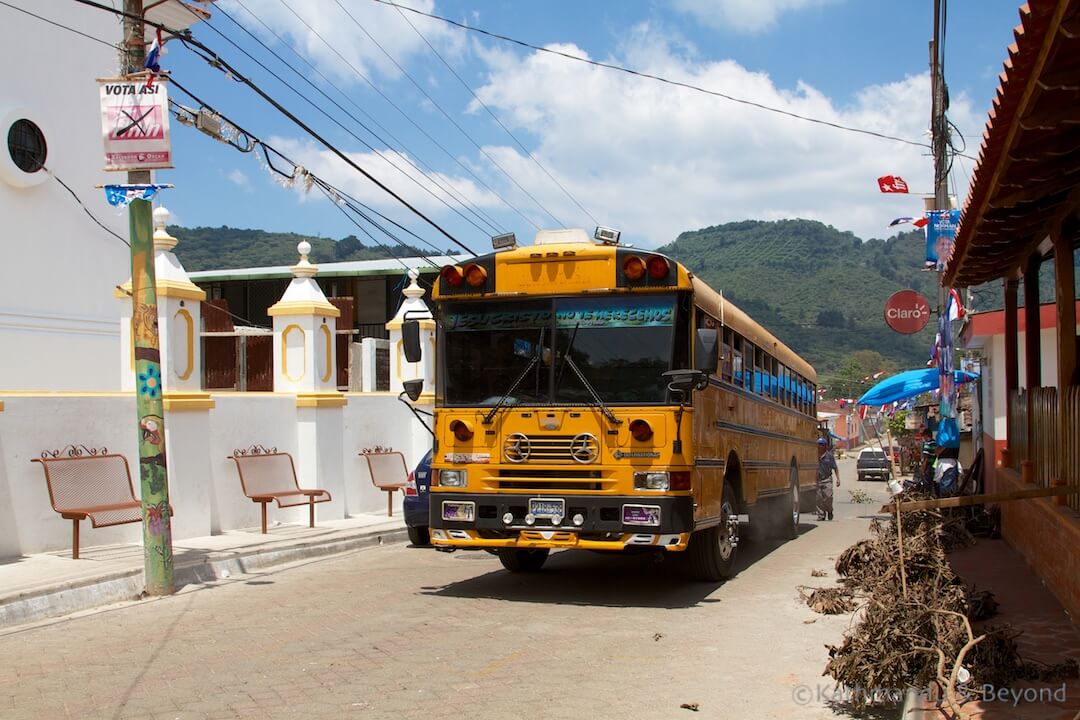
[0,514,408,628]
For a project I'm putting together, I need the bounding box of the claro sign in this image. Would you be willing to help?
[883,290,931,334]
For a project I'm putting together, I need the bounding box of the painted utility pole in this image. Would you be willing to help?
[930,1,952,438]
[123,0,173,595]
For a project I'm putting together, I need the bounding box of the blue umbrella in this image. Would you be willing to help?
[856,368,979,406]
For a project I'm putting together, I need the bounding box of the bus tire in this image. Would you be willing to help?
[782,466,800,540]
[688,483,739,581]
[497,548,549,573]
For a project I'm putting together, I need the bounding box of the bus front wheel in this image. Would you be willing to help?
[497,548,549,573]
[688,483,739,581]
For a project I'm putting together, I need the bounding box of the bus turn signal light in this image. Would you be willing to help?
[629,419,654,442]
[463,263,487,287]
[647,256,670,280]
[670,471,691,491]
[440,265,464,287]
[449,419,474,442]
[622,255,646,281]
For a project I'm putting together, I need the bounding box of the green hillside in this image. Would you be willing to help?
[170,225,445,271]
[656,220,940,380]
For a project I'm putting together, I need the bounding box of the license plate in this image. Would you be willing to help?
[622,504,661,526]
[441,501,475,522]
[528,498,565,520]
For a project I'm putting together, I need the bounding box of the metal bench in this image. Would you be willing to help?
[31,445,143,559]
[228,445,331,533]
[360,448,408,517]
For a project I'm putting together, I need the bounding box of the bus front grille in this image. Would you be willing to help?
[494,468,606,492]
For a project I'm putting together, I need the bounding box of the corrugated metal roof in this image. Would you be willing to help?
[942,0,1080,287]
[188,255,467,282]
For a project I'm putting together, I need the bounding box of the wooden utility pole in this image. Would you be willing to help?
[123,0,174,596]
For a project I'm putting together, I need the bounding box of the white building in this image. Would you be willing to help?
[0,1,131,391]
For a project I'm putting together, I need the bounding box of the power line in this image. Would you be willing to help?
[270,0,540,233]
[71,0,476,257]
[369,0,934,152]
[210,1,504,237]
[388,1,599,227]
[46,169,130,247]
[0,0,116,48]
[325,0,566,228]
[166,77,470,265]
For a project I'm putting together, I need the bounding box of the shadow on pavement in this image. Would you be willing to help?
[419,520,818,609]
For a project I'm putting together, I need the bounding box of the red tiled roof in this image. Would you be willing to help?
[942,1,1080,288]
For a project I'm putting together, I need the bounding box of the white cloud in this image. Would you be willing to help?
[266,136,502,215]
[671,0,838,33]
[218,0,457,84]
[226,168,252,191]
[467,35,980,247]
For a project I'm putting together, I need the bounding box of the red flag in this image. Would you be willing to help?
[913,217,928,228]
[877,175,909,193]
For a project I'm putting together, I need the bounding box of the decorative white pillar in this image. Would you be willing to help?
[268,241,341,395]
[386,269,435,402]
[115,206,211,406]
[268,242,346,518]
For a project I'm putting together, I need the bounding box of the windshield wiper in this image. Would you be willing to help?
[482,334,544,425]
[561,353,622,425]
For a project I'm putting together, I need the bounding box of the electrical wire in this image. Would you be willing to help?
[324,0,565,228]
[388,1,599,227]
[269,0,540,232]
[71,0,476,258]
[227,0,504,236]
[46,169,130,247]
[0,0,116,49]
[202,3,501,238]
[368,0,934,151]
[165,77,471,265]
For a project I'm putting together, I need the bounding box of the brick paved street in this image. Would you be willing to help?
[0,458,891,720]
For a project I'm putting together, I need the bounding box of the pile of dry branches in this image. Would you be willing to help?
[801,492,1077,713]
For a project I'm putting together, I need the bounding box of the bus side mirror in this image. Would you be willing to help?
[403,379,424,401]
[403,320,421,363]
[694,328,718,373]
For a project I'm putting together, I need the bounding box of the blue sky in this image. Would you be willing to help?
[149,0,1023,255]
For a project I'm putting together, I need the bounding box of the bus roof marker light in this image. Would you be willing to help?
[463,264,487,288]
[492,232,517,250]
[440,265,464,287]
[622,255,646,281]
[594,226,621,245]
[647,256,670,280]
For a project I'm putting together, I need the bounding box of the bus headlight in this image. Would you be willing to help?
[634,471,669,490]
[439,469,467,487]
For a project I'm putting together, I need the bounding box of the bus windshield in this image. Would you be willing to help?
[441,295,680,406]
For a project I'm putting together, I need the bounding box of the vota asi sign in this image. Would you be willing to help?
[884,290,931,334]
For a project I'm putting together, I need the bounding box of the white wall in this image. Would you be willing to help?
[0,2,129,391]
[975,326,1061,444]
[342,393,433,516]
[0,391,432,558]
[0,395,139,556]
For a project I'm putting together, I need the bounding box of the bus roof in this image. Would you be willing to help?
[691,276,816,381]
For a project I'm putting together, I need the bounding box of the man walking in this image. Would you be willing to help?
[816,437,840,520]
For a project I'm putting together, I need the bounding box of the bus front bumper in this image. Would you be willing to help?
[429,493,693,552]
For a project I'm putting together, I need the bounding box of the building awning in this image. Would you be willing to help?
[942,0,1080,288]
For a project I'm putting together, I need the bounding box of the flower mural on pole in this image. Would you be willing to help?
[138,365,162,399]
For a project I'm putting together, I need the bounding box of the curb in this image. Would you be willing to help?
[0,526,408,629]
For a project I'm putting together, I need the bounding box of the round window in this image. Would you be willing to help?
[7,118,47,173]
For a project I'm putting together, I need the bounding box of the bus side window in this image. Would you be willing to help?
[732,336,744,388]
[721,327,733,382]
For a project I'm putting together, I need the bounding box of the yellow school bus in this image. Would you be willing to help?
[402,228,818,579]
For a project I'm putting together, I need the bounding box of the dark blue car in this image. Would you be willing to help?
[403,449,433,546]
